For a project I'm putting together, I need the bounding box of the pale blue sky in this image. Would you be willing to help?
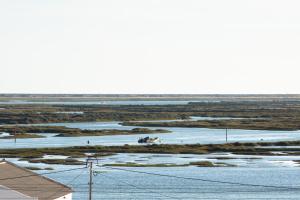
[1,0,300,94]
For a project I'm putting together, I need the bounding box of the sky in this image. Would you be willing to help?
[0,0,300,94]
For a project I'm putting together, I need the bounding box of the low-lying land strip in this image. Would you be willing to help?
[2,100,300,131]
[0,126,170,138]
[103,161,235,167]
[122,118,300,131]
[1,141,299,164]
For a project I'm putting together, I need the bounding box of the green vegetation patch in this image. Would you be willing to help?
[21,158,84,165]
[0,140,300,162]
[103,162,188,167]
[3,100,300,131]
[189,161,236,167]
[0,126,170,137]
[25,166,54,170]
[208,156,262,160]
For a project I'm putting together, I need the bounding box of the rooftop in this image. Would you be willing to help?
[0,160,72,200]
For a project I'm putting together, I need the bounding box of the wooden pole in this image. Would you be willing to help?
[88,161,93,200]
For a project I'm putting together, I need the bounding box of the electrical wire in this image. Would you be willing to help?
[44,166,87,199]
[99,172,183,200]
[0,166,87,181]
[100,166,300,191]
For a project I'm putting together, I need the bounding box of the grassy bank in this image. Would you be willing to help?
[0,126,170,137]
[1,140,300,161]
[2,100,300,131]
[122,118,300,131]
[103,161,235,167]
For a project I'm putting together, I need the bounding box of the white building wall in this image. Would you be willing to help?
[0,185,37,200]
[54,193,72,200]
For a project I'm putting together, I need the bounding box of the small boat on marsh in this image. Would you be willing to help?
[138,136,161,144]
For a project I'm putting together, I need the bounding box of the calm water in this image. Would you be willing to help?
[1,112,300,199]
[1,121,300,149]
[8,153,300,200]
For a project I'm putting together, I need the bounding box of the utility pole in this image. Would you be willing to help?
[225,128,228,143]
[87,157,99,200]
[88,160,93,200]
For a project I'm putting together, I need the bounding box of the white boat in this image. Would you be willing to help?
[138,136,161,144]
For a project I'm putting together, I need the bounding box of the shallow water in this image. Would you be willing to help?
[82,153,300,168]
[7,154,300,200]
[1,121,300,149]
[2,101,300,199]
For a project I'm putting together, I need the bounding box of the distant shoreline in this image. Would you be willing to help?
[1,94,300,101]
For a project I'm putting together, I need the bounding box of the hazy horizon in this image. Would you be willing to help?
[1,0,300,94]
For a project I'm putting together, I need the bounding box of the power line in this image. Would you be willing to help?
[99,172,183,200]
[0,166,87,181]
[45,166,86,199]
[100,166,300,191]
[0,188,294,194]
[0,166,87,200]
[2,163,298,200]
